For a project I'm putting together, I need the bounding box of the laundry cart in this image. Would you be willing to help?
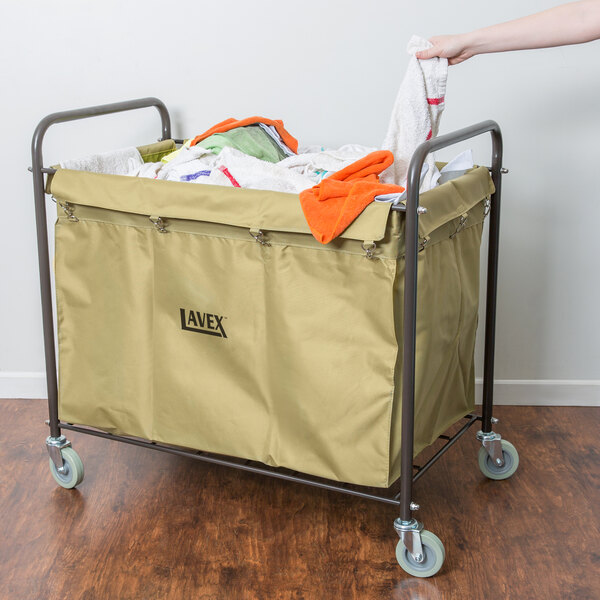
[31,97,518,578]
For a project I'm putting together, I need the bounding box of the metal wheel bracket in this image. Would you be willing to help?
[394,518,425,563]
[476,430,505,467]
[46,435,71,471]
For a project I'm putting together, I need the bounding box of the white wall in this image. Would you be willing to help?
[1,0,599,403]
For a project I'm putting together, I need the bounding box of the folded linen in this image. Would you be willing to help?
[258,123,295,157]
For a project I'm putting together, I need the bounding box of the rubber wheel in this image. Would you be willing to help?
[478,439,519,480]
[49,447,84,489]
[396,530,445,578]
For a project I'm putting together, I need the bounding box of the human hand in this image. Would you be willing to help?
[415,34,474,65]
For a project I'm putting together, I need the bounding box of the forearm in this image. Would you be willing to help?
[466,0,600,55]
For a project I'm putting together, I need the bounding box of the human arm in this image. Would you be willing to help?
[415,0,600,64]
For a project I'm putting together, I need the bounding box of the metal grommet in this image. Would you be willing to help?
[361,241,376,259]
[249,229,271,246]
[149,215,168,233]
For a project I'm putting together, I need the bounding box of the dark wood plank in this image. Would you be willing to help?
[1,400,598,599]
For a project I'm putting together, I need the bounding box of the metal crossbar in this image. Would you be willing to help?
[57,413,481,507]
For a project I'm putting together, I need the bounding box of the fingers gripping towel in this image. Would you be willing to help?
[299,151,404,244]
[380,35,448,190]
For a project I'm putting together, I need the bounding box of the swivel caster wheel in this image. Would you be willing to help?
[478,439,519,480]
[396,530,445,578]
[49,447,85,489]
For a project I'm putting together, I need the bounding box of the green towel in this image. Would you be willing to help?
[198,124,287,163]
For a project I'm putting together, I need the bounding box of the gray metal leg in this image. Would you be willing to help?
[398,120,504,532]
[481,128,504,433]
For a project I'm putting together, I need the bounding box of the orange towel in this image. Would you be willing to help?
[189,117,299,154]
[299,150,404,244]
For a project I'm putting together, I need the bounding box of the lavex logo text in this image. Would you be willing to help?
[180,308,228,338]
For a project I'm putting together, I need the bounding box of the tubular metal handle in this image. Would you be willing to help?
[31,97,171,172]
[405,120,502,210]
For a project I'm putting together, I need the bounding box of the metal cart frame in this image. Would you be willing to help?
[31,97,513,576]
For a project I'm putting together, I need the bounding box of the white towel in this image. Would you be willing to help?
[278,144,376,183]
[213,147,315,194]
[157,156,235,188]
[153,145,231,185]
[374,164,429,205]
[435,149,474,186]
[380,35,448,191]
[158,144,214,171]
[145,144,376,192]
[60,147,144,175]
[129,161,164,179]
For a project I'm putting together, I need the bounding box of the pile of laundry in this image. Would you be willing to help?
[60,36,473,244]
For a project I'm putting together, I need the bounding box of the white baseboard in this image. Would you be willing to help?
[475,379,600,406]
[0,372,47,399]
[1,373,599,406]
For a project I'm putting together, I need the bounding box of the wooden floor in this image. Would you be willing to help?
[1,401,598,600]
